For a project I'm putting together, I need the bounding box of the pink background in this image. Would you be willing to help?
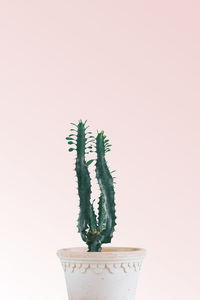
[0,1,200,300]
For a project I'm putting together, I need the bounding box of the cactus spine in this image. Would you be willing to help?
[66,120,116,252]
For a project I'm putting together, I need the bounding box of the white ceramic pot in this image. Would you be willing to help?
[57,247,146,300]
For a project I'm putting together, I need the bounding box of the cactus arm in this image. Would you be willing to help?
[66,120,96,242]
[95,131,116,244]
[75,121,92,240]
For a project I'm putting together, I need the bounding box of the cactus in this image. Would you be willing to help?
[65,120,116,252]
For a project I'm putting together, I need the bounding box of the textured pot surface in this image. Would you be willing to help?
[57,247,146,300]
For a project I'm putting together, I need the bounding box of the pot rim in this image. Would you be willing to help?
[57,247,146,261]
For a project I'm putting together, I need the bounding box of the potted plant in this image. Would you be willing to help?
[57,120,146,300]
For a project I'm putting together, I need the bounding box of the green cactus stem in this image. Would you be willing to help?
[95,131,116,245]
[66,120,95,243]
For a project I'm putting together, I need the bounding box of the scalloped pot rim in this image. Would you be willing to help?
[57,247,146,261]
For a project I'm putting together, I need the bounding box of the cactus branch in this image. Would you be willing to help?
[95,131,116,244]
